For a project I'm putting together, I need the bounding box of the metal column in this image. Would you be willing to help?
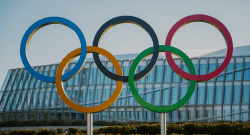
[87,113,93,135]
[161,112,166,135]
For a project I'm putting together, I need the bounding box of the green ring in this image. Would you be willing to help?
[128,45,196,112]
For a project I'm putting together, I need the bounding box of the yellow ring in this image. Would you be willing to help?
[56,46,123,113]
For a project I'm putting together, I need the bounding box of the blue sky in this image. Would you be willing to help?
[0,0,250,88]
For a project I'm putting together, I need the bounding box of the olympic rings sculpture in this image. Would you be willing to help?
[20,14,233,113]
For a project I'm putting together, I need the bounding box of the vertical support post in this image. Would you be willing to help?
[161,112,166,135]
[87,113,93,135]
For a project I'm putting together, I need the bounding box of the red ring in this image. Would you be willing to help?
[165,14,233,82]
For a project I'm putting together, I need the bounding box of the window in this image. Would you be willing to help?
[126,97,134,106]
[233,85,240,104]
[172,65,180,82]
[145,67,153,83]
[197,86,205,105]
[244,62,250,80]
[162,88,170,105]
[94,89,102,101]
[86,89,94,103]
[199,64,207,75]
[224,86,232,104]
[215,86,222,104]
[235,63,242,80]
[96,69,104,84]
[225,63,233,81]
[89,68,96,85]
[103,89,110,101]
[153,91,160,105]
[45,91,50,108]
[181,65,188,82]
[164,65,171,82]
[171,87,178,105]
[242,85,249,103]
[137,66,145,83]
[145,93,151,104]
[180,87,187,100]
[188,88,196,105]
[208,64,216,81]
[154,65,163,83]
[216,64,223,81]
[104,67,112,84]
[81,68,89,85]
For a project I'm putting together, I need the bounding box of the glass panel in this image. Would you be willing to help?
[37,91,44,108]
[72,90,78,103]
[171,87,178,105]
[17,92,25,110]
[118,98,125,106]
[13,73,21,90]
[172,65,180,82]
[102,89,110,101]
[208,64,216,81]
[197,86,205,105]
[89,68,96,85]
[74,73,79,86]
[32,92,37,109]
[199,64,207,75]
[233,85,241,104]
[29,77,36,88]
[180,87,187,99]
[145,66,153,83]
[64,69,73,86]
[50,91,56,107]
[235,63,243,80]
[145,93,151,103]
[225,63,233,81]
[86,89,94,103]
[162,88,169,105]
[164,65,171,82]
[81,68,89,85]
[104,67,112,84]
[96,69,104,84]
[18,72,26,89]
[188,88,196,105]
[135,94,143,106]
[42,71,48,87]
[24,74,31,89]
[126,96,134,106]
[181,65,188,82]
[224,86,232,104]
[136,66,145,83]
[48,70,56,87]
[94,89,102,101]
[215,86,222,104]
[206,86,213,105]
[137,88,143,94]
[242,85,249,104]
[153,91,160,105]
[216,63,223,81]
[244,62,250,80]
[122,66,129,76]
[119,88,126,97]
[145,88,152,92]
[154,65,162,83]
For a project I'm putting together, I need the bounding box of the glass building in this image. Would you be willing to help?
[0,45,249,122]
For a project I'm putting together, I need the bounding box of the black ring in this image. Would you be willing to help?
[92,16,159,82]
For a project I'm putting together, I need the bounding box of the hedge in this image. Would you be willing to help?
[0,119,156,127]
[0,122,250,135]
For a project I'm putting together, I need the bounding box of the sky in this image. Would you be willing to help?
[0,0,250,88]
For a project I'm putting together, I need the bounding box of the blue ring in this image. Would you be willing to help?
[20,17,87,83]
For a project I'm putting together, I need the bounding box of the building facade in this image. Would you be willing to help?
[0,45,250,122]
